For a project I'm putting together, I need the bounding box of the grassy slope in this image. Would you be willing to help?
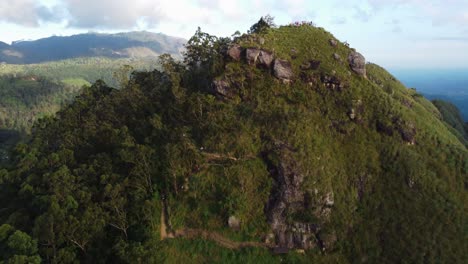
[164,25,467,262]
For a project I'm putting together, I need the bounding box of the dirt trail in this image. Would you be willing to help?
[172,228,272,249]
[160,199,270,249]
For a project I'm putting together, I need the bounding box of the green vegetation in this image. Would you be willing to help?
[0,57,160,88]
[432,99,468,144]
[0,75,81,133]
[0,20,466,263]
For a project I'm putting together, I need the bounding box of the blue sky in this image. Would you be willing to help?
[1,0,468,69]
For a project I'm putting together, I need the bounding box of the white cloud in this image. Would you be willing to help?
[0,0,56,26]
[367,0,468,29]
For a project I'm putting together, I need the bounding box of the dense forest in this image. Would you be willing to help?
[0,57,160,88]
[0,75,81,133]
[0,19,466,263]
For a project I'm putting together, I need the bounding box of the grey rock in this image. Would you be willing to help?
[329,39,338,47]
[273,59,293,81]
[321,74,342,89]
[227,44,243,61]
[228,216,241,230]
[333,53,341,61]
[348,51,366,77]
[258,50,274,68]
[246,48,260,65]
[264,143,317,249]
[212,79,235,98]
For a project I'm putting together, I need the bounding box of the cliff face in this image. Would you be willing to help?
[2,23,467,263]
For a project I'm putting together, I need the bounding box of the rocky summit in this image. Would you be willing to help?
[0,20,466,264]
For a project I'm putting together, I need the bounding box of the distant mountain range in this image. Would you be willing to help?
[0,31,186,64]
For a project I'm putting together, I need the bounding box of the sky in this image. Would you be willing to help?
[1,0,468,69]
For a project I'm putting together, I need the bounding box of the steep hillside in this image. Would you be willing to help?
[0,21,466,263]
[432,99,468,144]
[0,31,186,64]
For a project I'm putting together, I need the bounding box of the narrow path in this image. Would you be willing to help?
[171,228,273,250]
[160,199,272,250]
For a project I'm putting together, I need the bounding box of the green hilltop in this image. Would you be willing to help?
[0,19,466,263]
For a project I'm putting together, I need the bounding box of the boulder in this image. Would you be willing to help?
[329,39,338,47]
[333,53,341,61]
[258,50,274,68]
[300,60,321,70]
[228,216,241,230]
[348,51,366,77]
[227,44,243,61]
[246,48,260,65]
[212,79,235,99]
[273,59,293,81]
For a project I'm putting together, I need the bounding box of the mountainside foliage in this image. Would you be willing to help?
[0,57,160,88]
[432,99,468,144]
[0,75,81,133]
[0,21,466,263]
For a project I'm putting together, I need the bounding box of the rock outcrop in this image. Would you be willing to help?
[348,51,366,77]
[329,39,338,47]
[245,48,275,68]
[263,142,321,250]
[258,50,274,68]
[246,48,261,65]
[273,59,293,81]
[227,44,243,61]
[321,74,345,90]
[212,79,235,99]
[300,60,321,70]
[377,117,417,145]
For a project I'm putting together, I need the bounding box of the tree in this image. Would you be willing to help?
[113,65,134,88]
[183,27,218,68]
[248,15,276,34]
[0,224,41,263]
